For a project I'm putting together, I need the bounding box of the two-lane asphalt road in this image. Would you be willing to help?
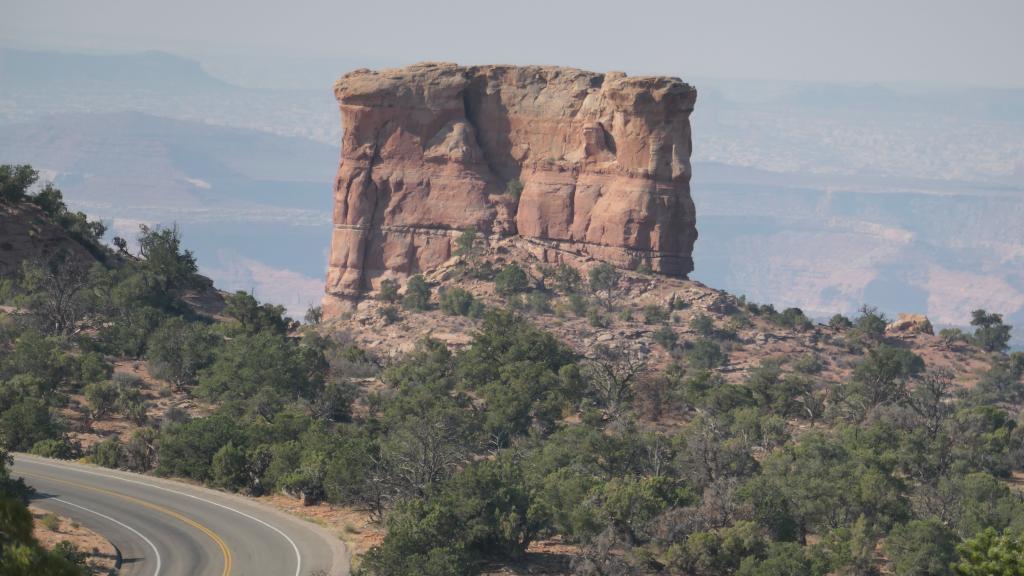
[13,454,349,576]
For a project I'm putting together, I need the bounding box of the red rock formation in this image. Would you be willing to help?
[324,63,698,315]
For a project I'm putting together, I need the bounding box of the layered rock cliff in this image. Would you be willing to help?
[324,62,698,314]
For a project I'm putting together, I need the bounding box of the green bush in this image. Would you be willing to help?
[653,326,678,349]
[40,512,60,532]
[440,289,479,315]
[30,438,78,460]
[588,263,620,309]
[953,528,1024,576]
[568,294,588,317]
[0,164,38,203]
[642,304,670,324]
[454,226,480,257]
[691,314,716,338]
[402,275,431,311]
[552,263,582,294]
[685,339,727,370]
[886,519,956,576]
[378,279,401,303]
[971,309,1012,353]
[494,264,530,297]
[829,313,853,330]
[379,305,401,324]
[505,178,524,200]
[587,307,608,328]
[854,305,888,340]
[524,291,552,314]
[363,457,540,575]
[0,398,63,451]
[92,438,122,469]
[211,441,248,491]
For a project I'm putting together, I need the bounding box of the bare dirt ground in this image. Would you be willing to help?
[257,494,384,569]
[31,505,119,574]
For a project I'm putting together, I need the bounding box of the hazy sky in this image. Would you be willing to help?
[5,0,1024,88]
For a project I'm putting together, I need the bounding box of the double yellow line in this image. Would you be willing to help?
[24,471,233,576]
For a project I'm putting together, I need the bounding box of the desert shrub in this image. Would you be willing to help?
[854,305,888,340]
[971,309,1012,353]
[378,279,401,303]
[379,305,401,325]
[402,275,431,311]
[669,295,689,310]
[939,327,968,348]
[92,438,122,469]
[524,291,552,314]
[792,353,824,374]
[952,528,1024,576]
[440,287,477,316]
[587,307,608,328]
[29,438,79,460]
[224,291,292,335]
[454,226,480,257]
[691,314,716,338]
[505,178,524,200]
[829,313,853,330]
[643,304,670,324]
[885,519,957,576]
[568,294,588,317]
[0,398,64,451]
[653,326,678,350]
[494,264,530,297]
[363,457,539,575]
[588,263,621,309]
[685,339,727,370]
[211,441,248,491]
[552,263,582,294]
[304,306,323,325]
[39,512,60,532]
[775,307,813,331]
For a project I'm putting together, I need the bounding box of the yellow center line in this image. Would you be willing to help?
[22,471,233,576]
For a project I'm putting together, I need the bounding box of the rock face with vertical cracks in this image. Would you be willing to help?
[324,62,698,315]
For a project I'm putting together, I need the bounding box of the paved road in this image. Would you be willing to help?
[13,454,349,576]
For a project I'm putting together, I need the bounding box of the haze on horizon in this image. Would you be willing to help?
[4,0,1024,90]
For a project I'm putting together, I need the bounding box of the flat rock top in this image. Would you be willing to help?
[335,62,695,107]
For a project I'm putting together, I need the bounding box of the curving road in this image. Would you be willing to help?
[12,454,349,576]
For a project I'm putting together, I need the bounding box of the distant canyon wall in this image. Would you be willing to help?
[323,63,698,315]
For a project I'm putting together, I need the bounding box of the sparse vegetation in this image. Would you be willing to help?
[588,263,621,310]
[504,178,524,200]
[454,226,481,258]
[3,163,1023,576]
[378,278,400,303]
[494,263,530,297]
[402,275,431,310]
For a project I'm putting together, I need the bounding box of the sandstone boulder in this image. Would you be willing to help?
[324,63,698,316]
[886,313,934,336]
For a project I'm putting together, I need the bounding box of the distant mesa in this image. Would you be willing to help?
[323,62,698,316]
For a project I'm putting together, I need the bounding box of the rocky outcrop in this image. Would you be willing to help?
[324,63,698,315]
[886,313,935,336]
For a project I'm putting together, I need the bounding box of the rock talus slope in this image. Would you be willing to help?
[324,62,698,315]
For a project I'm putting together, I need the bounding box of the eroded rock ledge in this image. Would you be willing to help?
[324,62,698,315]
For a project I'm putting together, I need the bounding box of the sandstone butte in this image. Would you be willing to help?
[323,62,698,317]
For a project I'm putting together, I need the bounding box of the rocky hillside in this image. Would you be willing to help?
[0,198,105,278]
[326,234,996,396]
